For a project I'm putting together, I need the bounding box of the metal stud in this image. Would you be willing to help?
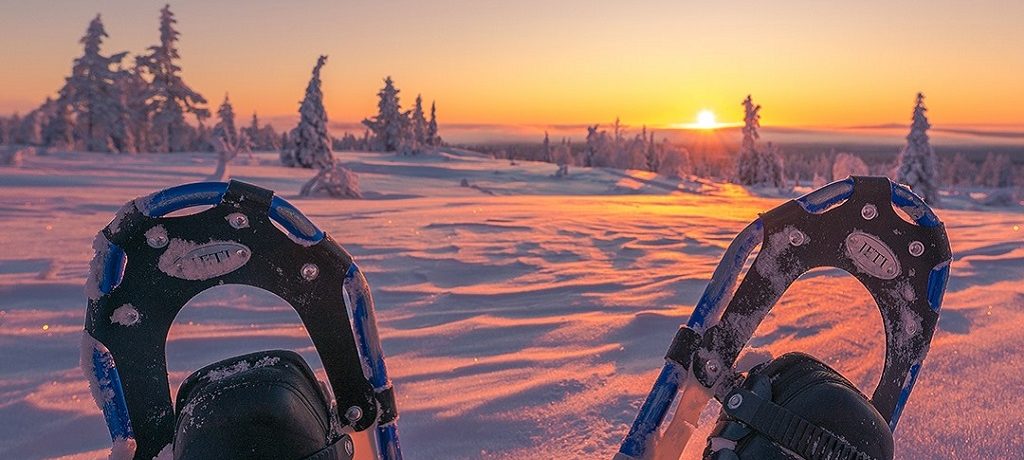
[704,359,720,376]
[301,263,319,281]
[727,393,743,410]
[908,241,925,257]
[861,204,878,220]
[227,213,250,229]
[344,437,354,455]
[345,405,363,423]
[788,229,806,247]
[146,233,168,249]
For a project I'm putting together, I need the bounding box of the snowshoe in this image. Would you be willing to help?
[616,176,952,459]
[82,180,401,460]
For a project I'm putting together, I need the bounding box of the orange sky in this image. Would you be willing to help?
[1,1,1022,130]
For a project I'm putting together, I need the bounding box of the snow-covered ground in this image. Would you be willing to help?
[0,150,1021,459]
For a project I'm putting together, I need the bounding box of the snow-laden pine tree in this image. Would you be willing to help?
[941,153,976,188]
[43,102,76,149]
[832,152,869,180]
[735,95,785,187]
[59,15,132,153]
[281,55,334,169]
[137,4,208,152]
[895,93,940,203]
[542,131,551,163]
[411,94,428,146]
[658,140,692,179]
[584,125,601,167]
[119,63,151,152]
[645,130,659,172]
[427,101,441,147]
[977,153,1013,188]
[245,112,260,148]
[212,94,238,147]
[294,57,362,201]
[362,77,406,152]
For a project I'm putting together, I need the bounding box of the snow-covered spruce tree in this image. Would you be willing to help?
[59,15,132,152]
[895,93,940,203]
[832,152,869,180]
[212,94,238,147]
[19,108,46,147]
[281,55,333,169]
[291,57,362,200]
[411,94,428,146]
[244,112,260,148]
[645,130,659,172]
[137,4,208,152]
[977,152,1013,188]
[43,102,76,149]
[658,140,692,179]
[119,64,151,153]
[735,95,785,187]
[427,101,441,147]
[941,152,976,188]
[584,125,600,167]
[542,131,552,163]
[362,77,406,152]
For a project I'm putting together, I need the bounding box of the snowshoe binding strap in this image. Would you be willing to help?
[704,353,892,460]
[617,176,951,459]
[81,180,401,460]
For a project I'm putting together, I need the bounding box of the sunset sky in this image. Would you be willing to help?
[1,0,1022,132]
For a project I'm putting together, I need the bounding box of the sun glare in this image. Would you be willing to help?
[696,110,717,129]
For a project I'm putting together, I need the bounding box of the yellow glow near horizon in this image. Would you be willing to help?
[695,110,717,129]
[0,1,1023,129]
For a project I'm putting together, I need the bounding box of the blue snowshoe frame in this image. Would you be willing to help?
[617,176,952,458]
[82,180,401,460]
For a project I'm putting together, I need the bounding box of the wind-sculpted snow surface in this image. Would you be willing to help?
[0,151,1021,458]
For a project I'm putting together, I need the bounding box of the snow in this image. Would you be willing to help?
[201,355,281,383]
[0,150,1022,458]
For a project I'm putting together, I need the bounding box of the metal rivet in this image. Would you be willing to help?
[301,263,319,281]
[345,406,363,423]
[861,204,878,220]
[788,230,806,247]
[727,393,743,409]
[236,248,248,258]
[704,359,719,376]
[146,233,168,249]
[344,438,354,455]
[227,213,250,229]
[908,241,925,257]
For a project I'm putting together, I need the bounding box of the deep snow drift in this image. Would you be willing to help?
[0,150,1021,459]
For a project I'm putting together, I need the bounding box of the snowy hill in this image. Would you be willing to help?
[0,150,1021,459]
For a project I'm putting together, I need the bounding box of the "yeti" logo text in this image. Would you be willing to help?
[845,231,900,280]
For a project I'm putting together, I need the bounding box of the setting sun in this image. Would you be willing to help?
[695,110,717,129]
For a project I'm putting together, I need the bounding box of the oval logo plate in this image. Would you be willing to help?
[159,240,251,281]
[845,231,899,280]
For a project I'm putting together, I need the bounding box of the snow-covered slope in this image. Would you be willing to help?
[0,151,1021,459]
